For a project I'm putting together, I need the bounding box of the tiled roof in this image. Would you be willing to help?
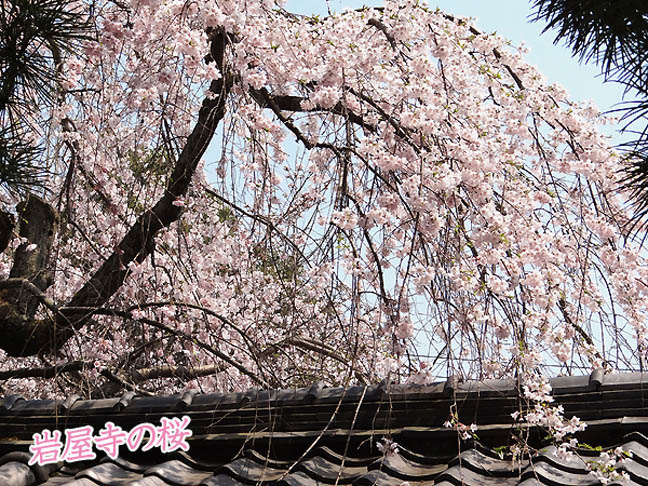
[1,371,648,486]
[3,434,648,486]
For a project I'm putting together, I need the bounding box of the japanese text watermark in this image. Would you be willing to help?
[28,416,192,466]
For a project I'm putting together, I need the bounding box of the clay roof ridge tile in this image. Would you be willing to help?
[0,394,25,412]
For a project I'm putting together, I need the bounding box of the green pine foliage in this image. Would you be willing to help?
[532,0,648,233]
[0,0,90,194]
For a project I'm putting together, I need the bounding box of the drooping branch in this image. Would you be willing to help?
[60,306,270,388]
[0,296,365,391]
[262,337,369,383]
[122,300,370,383]
[204,186,310,265]
[442,13,526,90]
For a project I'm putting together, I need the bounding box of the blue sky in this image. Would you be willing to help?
[284,0,629,143]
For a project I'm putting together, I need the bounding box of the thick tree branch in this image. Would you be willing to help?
[64,76,227,310]
[0,359,222,391]
[250,88,373,132]
[7,196,58,315]
[130,363,224,382]
[367,18,397,48]
[0,34,231,357]
[0,278,59,313]
[0,360,93,380]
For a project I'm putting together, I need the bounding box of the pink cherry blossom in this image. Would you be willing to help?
[0,4,645,472]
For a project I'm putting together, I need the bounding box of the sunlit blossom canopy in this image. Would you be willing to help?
[0,0,643,418]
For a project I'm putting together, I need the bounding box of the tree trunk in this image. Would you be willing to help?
[8,195,58,316]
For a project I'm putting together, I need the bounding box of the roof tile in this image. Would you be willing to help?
[223,456,288,482]
[521,461,598,486]
[76,462,143,484]
[125,477,175,486]
[371,453,446,481]
[354,469,432,486]
[144,459,213,485]
[280,471,329,486]
[296,455,366,482]
[2,374,648,486]
[55,479,102,486]
[451,448,517,476]
[437,465,519,486]
[620,458,648,484]
[199,475,248,486]
[0,461,36,486]
[0,395,25,412]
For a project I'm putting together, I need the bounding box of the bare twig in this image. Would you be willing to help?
[59,306,269,388]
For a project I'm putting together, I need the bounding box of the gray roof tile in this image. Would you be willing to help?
[619,458,648,483]
[355,469,431,486]
[521,461,598,486]
[143,460,213,485]
[76,462,143,484]
[452,448,517,476]
[2,437,648,486]
[40,476,77,486]
[0,461,36,486]
[58,479,104,486]
[199,475,248,486]
[437,465,520,486]
[60,395,82,412]
[244,448,292,468]
[0,395,25,412]
[516,479,546,486]
[372,453,446,480]
[297,455,366,482]
[177,391,198,411]
[108,456,155,473]
[125,477,175,486]
[280,471,329,486]
[534,447,591,473]
[223,456,288,482]
[623,438,648,460]
[3,374,648,486]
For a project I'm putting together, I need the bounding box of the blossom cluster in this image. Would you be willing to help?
[376,437,399,457]
[443,410,479,441]
[585,448,632,485]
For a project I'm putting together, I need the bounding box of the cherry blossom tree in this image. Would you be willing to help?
[0,0,644,440]
[531,0,648,229]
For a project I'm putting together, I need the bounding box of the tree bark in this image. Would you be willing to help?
[0,210,13,253]
[8,195,58,316]
[0,196,59,357]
